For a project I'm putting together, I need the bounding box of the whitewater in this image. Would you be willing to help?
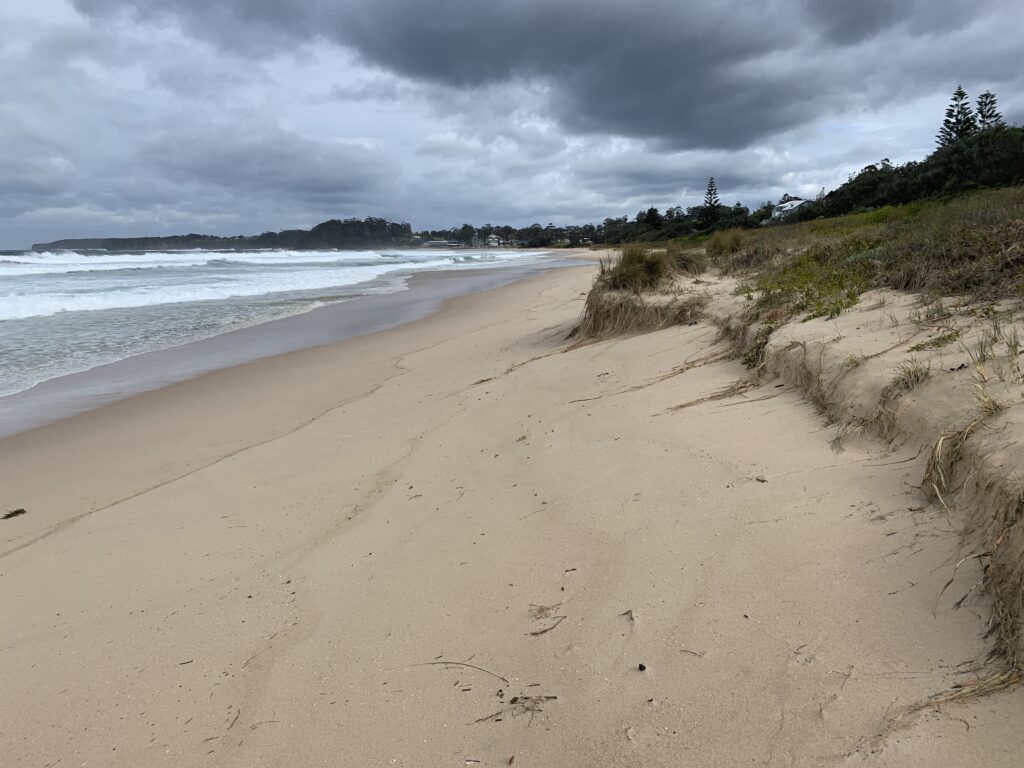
[0,247,547,398]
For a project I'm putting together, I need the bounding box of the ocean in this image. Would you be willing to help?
[0,247,552,401]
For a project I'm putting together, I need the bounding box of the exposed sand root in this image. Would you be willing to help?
[667,376,758,411]
[923,417,987,504]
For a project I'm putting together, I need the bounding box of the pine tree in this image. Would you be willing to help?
[937,85,978,147]
[701,177,720,229]
[976,90,1005,130]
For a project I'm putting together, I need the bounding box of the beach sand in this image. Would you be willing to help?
[1,264,1020,766]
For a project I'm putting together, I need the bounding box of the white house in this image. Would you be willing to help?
[771,199,812,219]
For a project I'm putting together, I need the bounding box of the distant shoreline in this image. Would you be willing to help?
[27,242,520,254]
[0,253,590,438]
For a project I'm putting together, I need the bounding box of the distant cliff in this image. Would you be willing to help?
[33,217,414,252]
[33,238,109,250]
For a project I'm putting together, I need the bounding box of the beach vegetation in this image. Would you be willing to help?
[573,289,707,340]
[611,187,1024,326]
[741,324,776,369]
[909,330,961,352]
[747,236,878,321]
[666,242,708,275]
[891,358,931,392]
[731,186,1024,322]
[573,242,709,339]
[704,228,744,258]
[596,244,672,293]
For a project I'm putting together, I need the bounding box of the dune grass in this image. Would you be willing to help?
[718,188,1024,323]
[575,244,706,340]
[574,290,706,340]
[664,241,708,275]
[704,229,744,258]
[579,187,1024,339]
[596,243,673,293]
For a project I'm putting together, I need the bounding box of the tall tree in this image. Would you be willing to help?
[976,90,1005,130]
[937,85,978,147]
[701,177,720,229]
[643,207,663,229]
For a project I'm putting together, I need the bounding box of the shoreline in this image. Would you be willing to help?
[2,262,1018,766]
[0,251,592,438]
[0,264,598,558]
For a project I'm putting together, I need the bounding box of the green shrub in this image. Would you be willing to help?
[705,228,745,257]
[666,242,708,274]
[743,187,1024,322]
[718,235,785,274]
[597,244,671,293]
[750,236,880,321]
[874,187,1024,298]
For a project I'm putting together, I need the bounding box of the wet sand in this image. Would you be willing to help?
[0,254,583,438]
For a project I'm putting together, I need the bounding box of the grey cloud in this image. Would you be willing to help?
[415,125,567,168]
[568,147,802,203]
[5,1,1024,247]
[74,0,799,148]
[802,0,994,45]
[329,76,411,103]
[800,0,905,44]
[0,10,407,246]
[72,0,1019,151]
[0,155,78,218]
[142,124,393,205]
[146,53,260,101]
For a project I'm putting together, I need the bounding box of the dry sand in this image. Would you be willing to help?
[1,264,1020,766]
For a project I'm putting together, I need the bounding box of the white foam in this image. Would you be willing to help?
[0,248,525,277]
[0,249,533,320]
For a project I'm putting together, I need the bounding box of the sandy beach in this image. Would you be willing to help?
[2,263,1020,767]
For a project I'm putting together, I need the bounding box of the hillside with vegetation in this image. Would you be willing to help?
[589,86,1021,244]
[33,217,415,252]
[404,89,1022,249]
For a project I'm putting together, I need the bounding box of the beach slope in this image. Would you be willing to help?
[1,265,1019,766]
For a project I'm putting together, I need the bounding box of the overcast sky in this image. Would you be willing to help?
[3,0,1022,248]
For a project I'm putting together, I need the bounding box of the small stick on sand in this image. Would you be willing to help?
[528,616,566,636]
[406,660,510,684]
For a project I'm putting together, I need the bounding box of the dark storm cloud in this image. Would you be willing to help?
[73,0,1013,151]
[75,0,797,148]
[801,0,990,45]
[800,0,905,44]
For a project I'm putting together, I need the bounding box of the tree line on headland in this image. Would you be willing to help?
[34,217,416,252]
[593,86,1021,243]
[33,86,1022,253]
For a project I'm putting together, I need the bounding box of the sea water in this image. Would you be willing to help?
[0,247,545,398]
